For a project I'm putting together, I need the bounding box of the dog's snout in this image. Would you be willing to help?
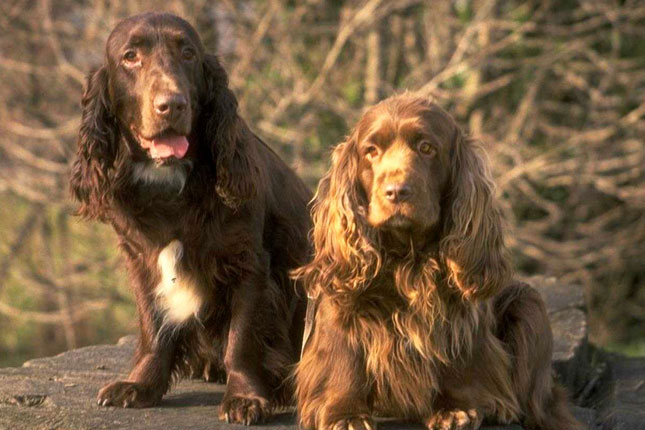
[154,92,187,117]
[384,183,412,203]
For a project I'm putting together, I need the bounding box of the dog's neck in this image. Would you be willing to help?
[130,159,193,195]
[378,226,441,261]
[112,131,195,196]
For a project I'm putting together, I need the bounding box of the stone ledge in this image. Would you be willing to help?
[0,277,622,430]
[523,276,593,403]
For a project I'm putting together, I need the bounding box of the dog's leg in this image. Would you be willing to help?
[424,375,486,430]
[296,299,374,430]
[97,284,178,408]
[187,334,226,383]
[97,242,184,408]
[494,282,583,430]
[218,266,275,425]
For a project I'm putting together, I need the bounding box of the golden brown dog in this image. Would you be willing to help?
[294,94,582,430]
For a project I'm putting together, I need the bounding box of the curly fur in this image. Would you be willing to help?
[294,94,581,430]
[70,13,310,424]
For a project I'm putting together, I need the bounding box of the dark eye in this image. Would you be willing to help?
[123,50,138,64]
[364,145,379,160]
[417,141,435,157]
[182,48,196,61]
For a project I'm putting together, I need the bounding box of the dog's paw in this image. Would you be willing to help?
[202,361,226,383]
[425,409,482,430]
[325,415,376,430]
[218,395,272,425]
[97,381,160,408]
[188,360,226,383]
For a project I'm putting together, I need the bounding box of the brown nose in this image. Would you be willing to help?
[384,183,412,203]
[153,93,187,118]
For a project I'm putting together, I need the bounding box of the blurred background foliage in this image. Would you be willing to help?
[0,0,643,366]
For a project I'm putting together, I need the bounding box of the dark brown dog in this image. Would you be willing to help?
[294,94,582,430]
[70,13,311,425]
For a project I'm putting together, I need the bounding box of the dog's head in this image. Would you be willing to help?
[302,95,510,300]
[71,13,257,217]
[354,97,454,236]
[104,13,203,161]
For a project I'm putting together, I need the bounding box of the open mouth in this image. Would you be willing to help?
[137,129,189,161]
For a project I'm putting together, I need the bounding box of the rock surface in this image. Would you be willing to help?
[595,354,645,430]
[0,334,525,430]
[524,276,592,401]
[0,277,639,430]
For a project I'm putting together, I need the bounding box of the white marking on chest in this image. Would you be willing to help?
[155,240,203,324]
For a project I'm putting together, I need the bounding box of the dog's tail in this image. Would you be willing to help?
[494,282,583,430]
[526,383,584,430]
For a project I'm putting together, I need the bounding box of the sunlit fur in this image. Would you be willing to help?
[294,94,581,430]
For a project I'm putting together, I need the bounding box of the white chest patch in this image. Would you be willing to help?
[155,240,203,324]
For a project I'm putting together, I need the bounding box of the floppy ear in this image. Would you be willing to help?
[440,128,511,300]
[70,66,118,220]
[294,131,380,298]
[201,54,258,209]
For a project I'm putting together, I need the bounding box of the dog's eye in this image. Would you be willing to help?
[123,50,139,64]
[417,141,435,157]
[364,145,379,160]
[182,48,196,61]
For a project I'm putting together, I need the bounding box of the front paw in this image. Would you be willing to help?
[218,395,272,425]
[97,381,160,408]
[325,415,375,430]
[425,409,482,430]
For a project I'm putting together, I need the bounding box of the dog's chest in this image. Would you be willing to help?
[155,240,205,324]
[347,291,477,410]
[356,312,440,416]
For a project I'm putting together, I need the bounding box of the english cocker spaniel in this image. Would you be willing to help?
[294,94,581,430]
[70,13,311,425]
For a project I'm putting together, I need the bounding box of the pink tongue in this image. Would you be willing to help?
[148,135,189,159]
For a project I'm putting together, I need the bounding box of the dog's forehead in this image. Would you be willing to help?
[358,113,395,143]
[356,98,457,146]
[421,107,458,144]
[106,13,203,57]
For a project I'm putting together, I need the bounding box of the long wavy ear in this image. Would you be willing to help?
[201,54,258,209]
[70,66,118,220]
[294,131,380,298]
[440,127,511,300]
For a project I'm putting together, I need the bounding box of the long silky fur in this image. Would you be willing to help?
[70,17,310,417]
[70,66,118,220]
[294,95,582,430]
